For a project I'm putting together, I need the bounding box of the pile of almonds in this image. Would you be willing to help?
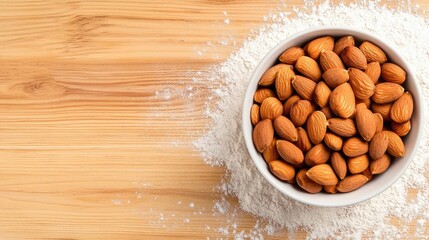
[251,35,414,194]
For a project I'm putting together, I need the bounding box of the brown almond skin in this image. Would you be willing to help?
[362,167,373,181]
[372,82,404,104]
[341,46,368,70]
[253,119,274,153]
[355,107,376,141]
[314,81,331,108]
[334,36,355,55]
[275,66,295,100]
[324,185,338,194]
[304,143,331,166]
[260,97,283,120]
[320,107,334,119]
[259,64,292,86]
[306,36,335,60]
[269,160,295,181]
[290,100,312,127]
[307,111,327,145]
[292,75,317,100]
[283,95,301,117]
[306,164,338,185]
[324,132,343,151]
[251,104,260,126]
[381,63,406,84]
[356,97,371,109]
[359,41,388,63]
[370,154,391,174]
[295,56,322,82]
[348,154,370,174]
[296,127,312,153]
[337,174,368,193]
[263,138,279,163]
[343,137,369,157]
[327,118,357,137]
[322,68,349,89]
[391,120,411,137]
[330,152,347,179]
[390,92,414,123]
[369,131,389,160]
[276,140,304,165]
[319,50,345,71]
[329,83,356,118]
[348,68,375,99]
[385,131,405,157]
[279,47,305,64]
[296,169,322,193]
[374,113,384,133]
[365,62,381,83]
[274,116,298,142]
[254,88,276,103]
[371,103,392,121]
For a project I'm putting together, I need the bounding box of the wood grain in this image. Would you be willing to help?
[0,0,427,239]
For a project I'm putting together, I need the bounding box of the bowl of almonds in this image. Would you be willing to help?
[242,27,423,207]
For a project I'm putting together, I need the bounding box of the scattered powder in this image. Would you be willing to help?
[194,0,429,239]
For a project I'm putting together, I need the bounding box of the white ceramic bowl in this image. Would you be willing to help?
[242,27,424,207]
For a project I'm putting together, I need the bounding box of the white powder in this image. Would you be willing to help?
[194,1,429,239]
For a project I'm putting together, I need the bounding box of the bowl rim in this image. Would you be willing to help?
[242,26,425,207]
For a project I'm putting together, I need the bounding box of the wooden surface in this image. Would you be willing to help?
[0,1,428,239]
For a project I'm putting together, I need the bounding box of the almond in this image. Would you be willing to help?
[296,127,312,153]
[348,68,375,99]
[324,185,338,194]
[304,143,331,166]
[319,107,332,120]
[341,46,367,70]
[324,132,343,151]
[269,160,295,181]
[274,116,298,142]
[283,95,301,116]
[359,41,388,63]
[275,66,295,100]
[329,83,356,118]
[369,131,389,160]
[314,81,331,108]
[356,97,371,108]
[385,131,405,157]
[372,82,404,104]
[295,56,322,82]
[322,68,349,88]
[348,154,370,174]
[336,174,368,192]
[381,63,406,84]
[343,137,369,157]
[334,36,355,55]
[260,97,283,120]
[371,103,392,121]
[327,118,357,137]
[276,140,304,165]
[290,100,312,127]
[370,154,391,174]
[253,119,274,152]
[263,138,279,163]
[390,92,413,123]
[361,167,373,181]
[306,36,335,60]
[292,75,317,100]
[259,63,292,86]
[374,113,384,133]
[307,111,327,145]
[306,164,338,185]
[330,152,347,179]
[319,50,345,71]
[296,169,322,193]
[391,120,411,137]
[279,47,305,64]
[250,104,260,126]
[254,88,277,103]
[365,62,381,83]
[355,107,376,141]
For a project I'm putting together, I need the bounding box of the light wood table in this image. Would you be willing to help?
[0,1,427,239]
